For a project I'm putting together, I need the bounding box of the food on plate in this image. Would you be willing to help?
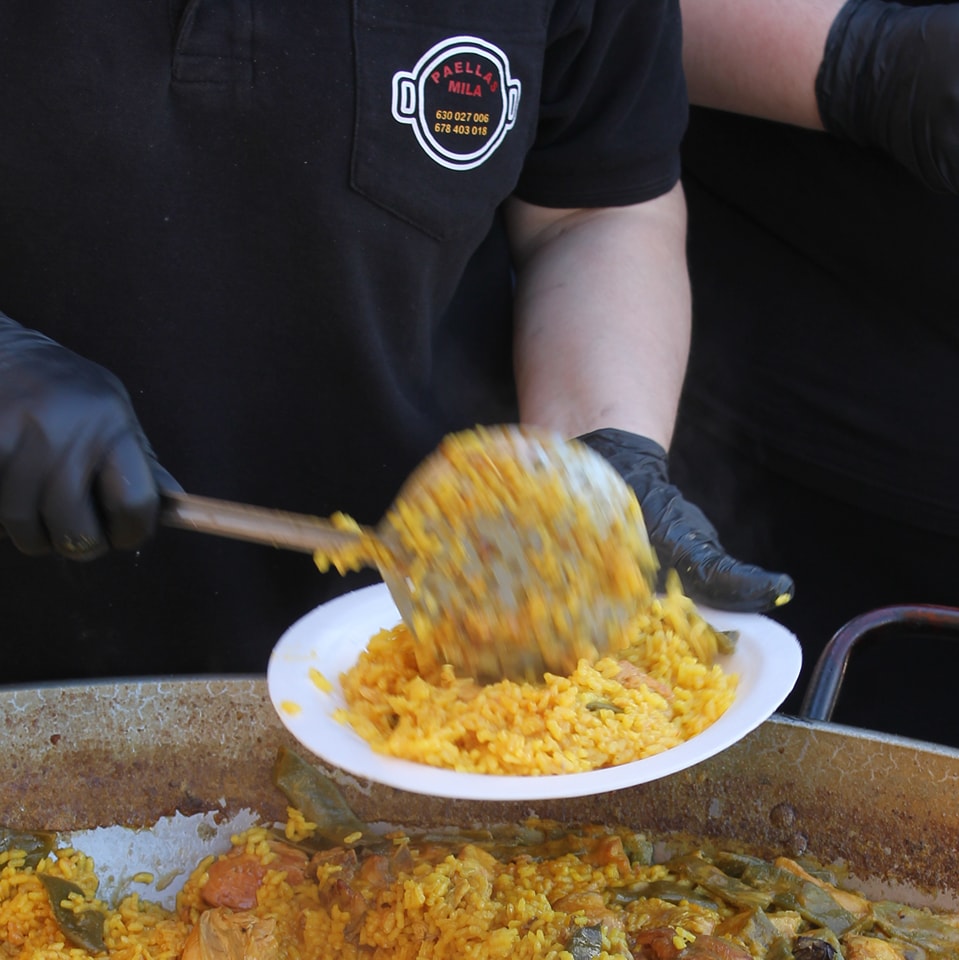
[334,576,738,775]
[3,751,958,960]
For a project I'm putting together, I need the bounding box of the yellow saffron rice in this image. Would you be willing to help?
[307,425,735,774]
[0,819,785,960]
[6,808,955,960]
[336,579,737,775]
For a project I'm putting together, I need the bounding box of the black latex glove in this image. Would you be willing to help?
[578,428,794,613]
[0,313,177,560]
[815,0,959,194]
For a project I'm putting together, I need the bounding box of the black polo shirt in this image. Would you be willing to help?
[0,0,685,679]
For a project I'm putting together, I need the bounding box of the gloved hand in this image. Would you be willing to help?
[578,428,794,613]
[815,0,959,194]
[0,313,178,560]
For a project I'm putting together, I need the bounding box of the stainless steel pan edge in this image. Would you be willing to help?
[1,678,957,906]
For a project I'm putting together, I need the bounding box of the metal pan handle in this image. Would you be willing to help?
[799,604,959,721]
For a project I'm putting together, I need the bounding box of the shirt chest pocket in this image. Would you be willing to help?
[351,3,545,240]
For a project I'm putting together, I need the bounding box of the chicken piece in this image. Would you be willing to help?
[181,907,278,960]
[310,849,401,937]
[582,834,632,874]
[633,928,751,960]
[553,891,624,931]
[767,911,804,939]
[202,841,309,909]
[842,935,907,960]
[357,853,397,890]
[677,935,754,960]
[617,661,674,701]
[309,845,359,878]
[633,927,683,960]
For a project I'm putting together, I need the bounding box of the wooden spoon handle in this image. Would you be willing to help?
[160,490,367,556]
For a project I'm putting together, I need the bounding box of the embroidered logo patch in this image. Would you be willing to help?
[392,35,521,171]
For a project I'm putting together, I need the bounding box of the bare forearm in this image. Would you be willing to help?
[681,0,845,128]
[506,184,690,448]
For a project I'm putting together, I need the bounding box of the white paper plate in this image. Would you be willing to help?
[268,583,801,800]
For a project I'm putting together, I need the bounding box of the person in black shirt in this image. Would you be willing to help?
[0,2,790,683]
[676,0,959,742]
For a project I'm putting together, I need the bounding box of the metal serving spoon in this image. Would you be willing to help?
[162,424,657,682]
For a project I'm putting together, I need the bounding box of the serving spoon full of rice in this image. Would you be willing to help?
[162,424,657,682]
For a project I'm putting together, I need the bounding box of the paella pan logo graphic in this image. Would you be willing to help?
[391,35,521,171]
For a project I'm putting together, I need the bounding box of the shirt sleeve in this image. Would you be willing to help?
[514,0,688,209]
